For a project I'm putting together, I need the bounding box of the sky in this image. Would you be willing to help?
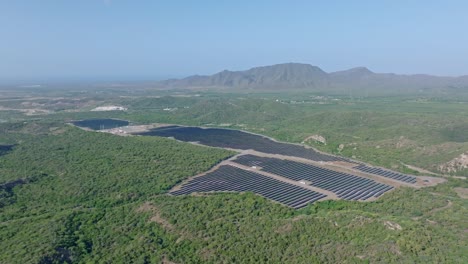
[1,0,468,82]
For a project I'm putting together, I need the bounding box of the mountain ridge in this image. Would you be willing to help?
[156,63,468,94]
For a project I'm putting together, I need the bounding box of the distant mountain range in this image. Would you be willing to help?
[156,63,468,95]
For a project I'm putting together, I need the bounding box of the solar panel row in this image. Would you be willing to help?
[353,164,417,183]
[137,126,350,162]
[170,165,327,209]
[233,155,393,201]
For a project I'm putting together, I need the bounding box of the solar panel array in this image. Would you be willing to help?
[233,155,393,200]
[353,164,417,183]
[137,126,349,162]
[139,126,417,185]
[170,165,326,209]
[0,145,13,156]
[72,119,129,130]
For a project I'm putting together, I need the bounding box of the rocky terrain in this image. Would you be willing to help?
[438,152,468,173]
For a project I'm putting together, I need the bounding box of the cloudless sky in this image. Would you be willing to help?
[1,0,468,82]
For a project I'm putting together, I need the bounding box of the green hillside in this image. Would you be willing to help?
[0,122,466,263]
[1,89,467,263]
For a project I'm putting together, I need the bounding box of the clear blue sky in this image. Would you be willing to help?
[1,0,468,82]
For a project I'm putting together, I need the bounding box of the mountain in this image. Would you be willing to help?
[159,63,329,89]
[157,63,468,95]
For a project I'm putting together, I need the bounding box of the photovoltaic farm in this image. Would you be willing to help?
[170,165,327,209]
[72,118,129,130]
[139,126,419,184]
[353,164,417,183]
[233,155,394,201]
[0,145,13,156]
[137,126,347,162]
[137,125,425,208]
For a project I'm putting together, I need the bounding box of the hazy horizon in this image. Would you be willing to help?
[2,61,468,86]
[1,1,468,82]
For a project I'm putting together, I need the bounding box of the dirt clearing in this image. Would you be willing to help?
[136,202,174,230]
[454,187,468,199]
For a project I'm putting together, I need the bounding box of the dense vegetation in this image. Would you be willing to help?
[0,124,233,263]
[0,89,467,263]
[150,183,467,263]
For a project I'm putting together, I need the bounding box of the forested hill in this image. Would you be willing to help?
[157,63,468,95]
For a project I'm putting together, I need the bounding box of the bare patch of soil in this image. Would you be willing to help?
[103,123,175,136]
[415,176,447,187]
[430,200,453,214]
[0,106,52,115]
[388,243,403,255]
[49,127,68,135]
[395,136,415,149]
[454,187,468,199]
[136,202,174,230]
[276,222,293,234]
[136,202,156,213]
[150,213,173,229]
[438,152,468,173]
[328,161,357,168]
[302,134,327,145]
[161,256,178,264]
[276,215,309,234]
[384,221,402,231]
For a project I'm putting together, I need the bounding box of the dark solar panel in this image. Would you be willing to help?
[232,155,394,201]
[353,164,417,183]
[170,165,327,209]
[137,126,353,162]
